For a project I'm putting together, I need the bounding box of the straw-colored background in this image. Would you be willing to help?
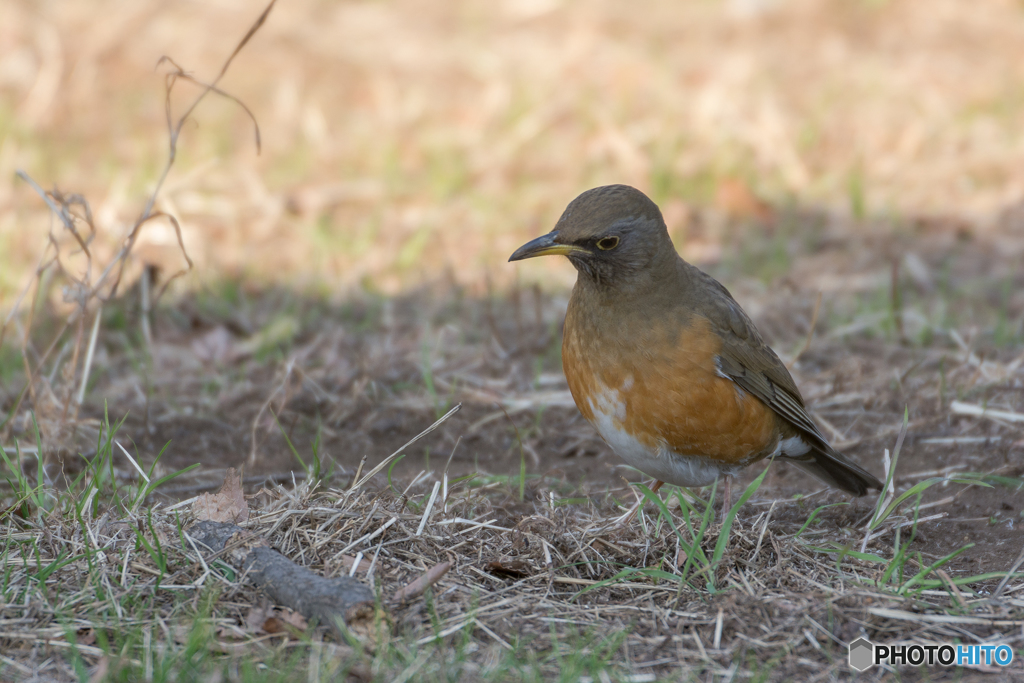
[2,0,1024,303]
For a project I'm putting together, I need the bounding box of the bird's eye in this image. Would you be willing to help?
[596,236,619,250]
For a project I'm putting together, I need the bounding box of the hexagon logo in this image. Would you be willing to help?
[849,638,875,671]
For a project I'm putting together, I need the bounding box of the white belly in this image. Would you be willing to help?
[586,383,741,488]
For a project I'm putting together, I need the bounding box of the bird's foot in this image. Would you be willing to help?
[719,475,733,525]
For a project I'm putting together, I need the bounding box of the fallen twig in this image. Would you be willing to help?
[950,400,1024,424]
[189,520,377,638]
[391,561,452,603]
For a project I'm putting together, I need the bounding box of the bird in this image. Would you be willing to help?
[509,184,882,522]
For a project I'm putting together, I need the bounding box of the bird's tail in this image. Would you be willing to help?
[786,445,883,496]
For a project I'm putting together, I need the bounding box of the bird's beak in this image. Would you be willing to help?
[508,231,588,262]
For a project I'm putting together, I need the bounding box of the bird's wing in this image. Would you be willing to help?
[697,277,881,493]
[692,272,829,450]
[711,310,830,449]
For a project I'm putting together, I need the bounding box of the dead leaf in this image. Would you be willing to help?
[483,559,531,579]
[339,554,372,574]
[192,468,249,523]
[244,603,272,634]
[243,603,307,636]
[263,609,308,634]
[279,608,308,630]
[1,503,27,520]
[261,617,289,634]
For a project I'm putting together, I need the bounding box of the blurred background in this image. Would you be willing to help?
[1,0,1023,499]
[3,0,1024,303]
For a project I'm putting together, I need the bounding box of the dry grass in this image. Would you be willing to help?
[1,408,1022,681]
[2,1,1024,681]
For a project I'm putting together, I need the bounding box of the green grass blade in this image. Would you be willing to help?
[868,408,909,529]
[793,502,849,539]
[710,465,770,571]
[900,544,974,595]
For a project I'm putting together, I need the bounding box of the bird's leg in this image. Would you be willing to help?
[719,475,733,525]
[615,479,664,526]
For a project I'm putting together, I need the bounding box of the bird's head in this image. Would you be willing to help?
[509,185,675,287]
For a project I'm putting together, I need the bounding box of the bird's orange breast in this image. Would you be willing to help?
[562,307,779,465]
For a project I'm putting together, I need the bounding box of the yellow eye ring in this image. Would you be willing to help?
[596,236,619,250]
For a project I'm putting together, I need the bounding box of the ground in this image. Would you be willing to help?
[2,0,1024,681]
[4,204,1022,681]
